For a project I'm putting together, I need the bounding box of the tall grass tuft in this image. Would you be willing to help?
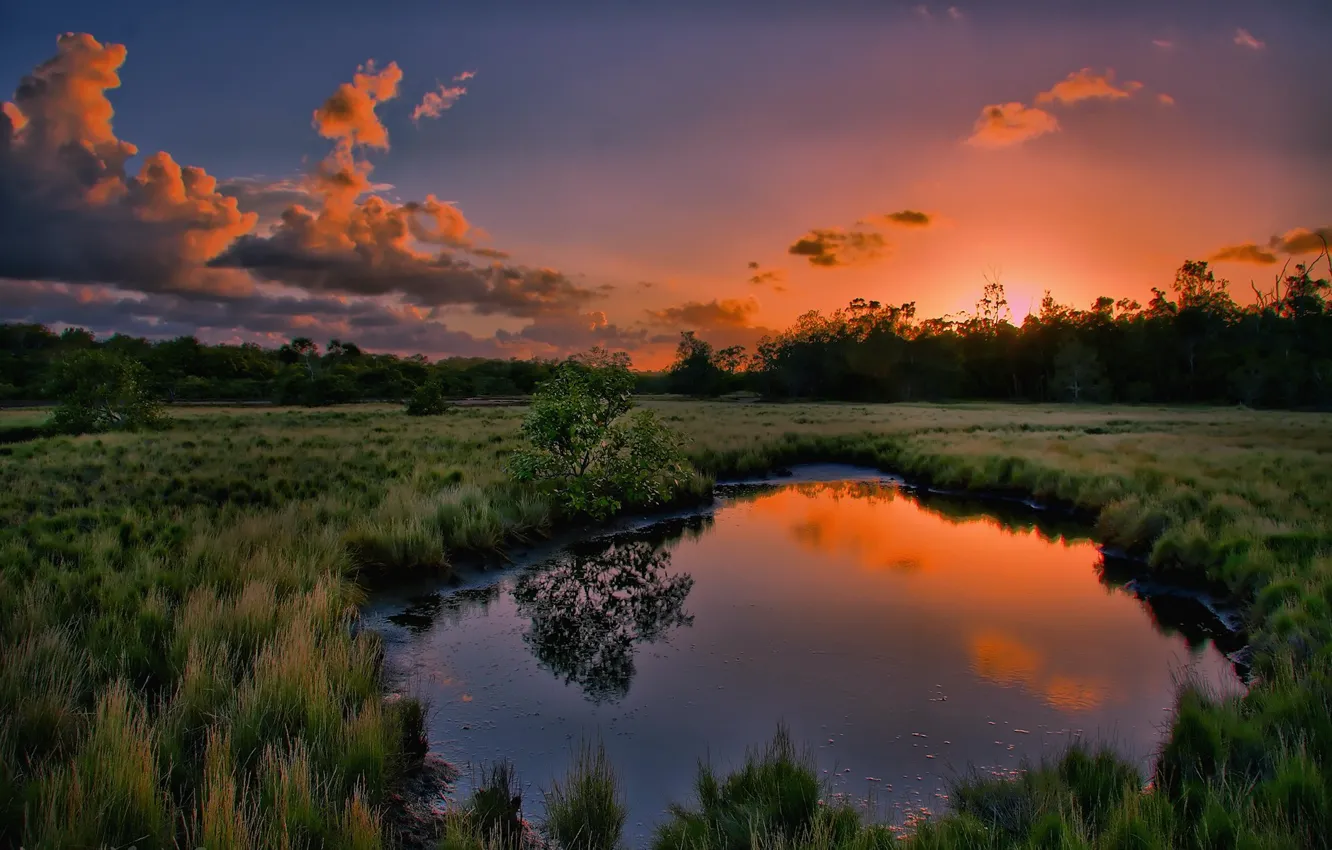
[653,725,823,850]
[543,741,626,850]
[471,759,525,848]
[196,727,253,850]
[260,741,325,847]
[28,680,174,848]
[337,785,385,850]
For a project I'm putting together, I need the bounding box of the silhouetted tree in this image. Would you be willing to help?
[3,255,1330,410]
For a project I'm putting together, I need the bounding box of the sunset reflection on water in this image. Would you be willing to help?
[374,473,1243,841]
[738,482,1210,713]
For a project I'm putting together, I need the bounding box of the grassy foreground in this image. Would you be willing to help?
[2,400,1331,848]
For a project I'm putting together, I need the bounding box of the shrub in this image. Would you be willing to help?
[46,349,167,434]
[406,381,452,416]
[509,349,691,519]
[543,741,626,850]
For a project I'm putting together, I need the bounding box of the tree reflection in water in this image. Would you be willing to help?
[512,520,703,702]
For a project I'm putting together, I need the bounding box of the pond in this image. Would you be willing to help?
[366,466,1246,841]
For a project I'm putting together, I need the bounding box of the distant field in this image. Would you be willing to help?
[0,406,51,429]
[3,400,1331,847]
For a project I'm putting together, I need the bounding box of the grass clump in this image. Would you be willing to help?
[470,760,526,848]
[543,741,626,850]
[654,726,850,850]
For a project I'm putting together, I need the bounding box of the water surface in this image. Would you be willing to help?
[368,469,1243,839]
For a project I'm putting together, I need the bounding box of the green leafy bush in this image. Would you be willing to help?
[46,349,166,434]
[405,381,452,416]
[509,349,691,519]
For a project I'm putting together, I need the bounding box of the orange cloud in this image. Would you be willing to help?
[1234,28,1265,50]
[645,297,759,329]
[788,227,888,267]
[1036,68,1139,106]
[312,59,402,150]
[1209,243,1278,265]
[131,152,260,266]
[412,72,472,123]
[0,101,25,133]
[1157,93,1176,106]
[0,33,256,293]
[1271,226,1331,256]
[965,102,1059,148]
[213,62,598,318]
[1209,226,1331,266]
[8,33,136,172]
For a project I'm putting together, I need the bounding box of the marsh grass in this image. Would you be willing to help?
[2,400,1332,846]
[469,760,525,849]
[543,741,626,850]
[653,727,877,850]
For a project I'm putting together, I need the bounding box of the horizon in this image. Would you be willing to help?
[2,0,1329,369]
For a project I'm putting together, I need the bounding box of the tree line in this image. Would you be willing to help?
[0,329,560,406]
[2,256,1329,414]
[656,258,1332,407]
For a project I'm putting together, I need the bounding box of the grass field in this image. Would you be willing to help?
[2,400,1331,848]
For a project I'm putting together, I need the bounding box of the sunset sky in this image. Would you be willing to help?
[2,0,1329,367]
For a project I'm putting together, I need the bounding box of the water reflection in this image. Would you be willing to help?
[388,584,502,634]
[968,629,1112,712]
[512,519,704,702]
[726,481,1241,714]
[373,471,1244,842]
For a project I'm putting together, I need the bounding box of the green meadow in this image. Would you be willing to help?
[3,400,1332,848]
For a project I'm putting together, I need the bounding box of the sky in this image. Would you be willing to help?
[2,0,1329,367]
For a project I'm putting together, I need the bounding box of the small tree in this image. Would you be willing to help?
[509,350,690,518]
[405,380,452,416]
[47,350,167,434]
